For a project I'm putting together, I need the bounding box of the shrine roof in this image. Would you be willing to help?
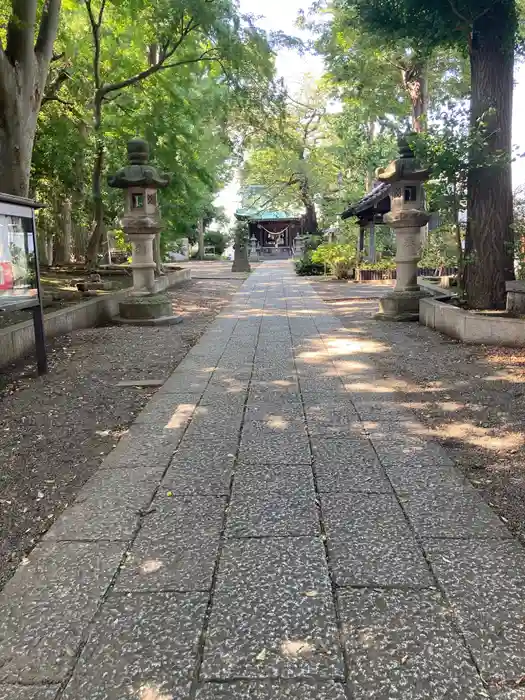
[235,208,302,222]
[341,182,391,220]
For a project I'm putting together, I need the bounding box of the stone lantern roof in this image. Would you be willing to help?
[108,138,170,189]
[376,136,430,184]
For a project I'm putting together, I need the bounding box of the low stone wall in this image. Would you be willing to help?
[420,297,525,347]
[0,268,190,368]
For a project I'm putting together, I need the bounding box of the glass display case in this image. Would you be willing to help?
[0,194,47,373]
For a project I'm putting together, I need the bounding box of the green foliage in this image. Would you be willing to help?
[311,242,356,279]
[204,231,227,255]
[358,259,396,271]
[294,252,326,276]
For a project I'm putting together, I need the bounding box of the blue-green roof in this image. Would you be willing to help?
[235,208,300,221]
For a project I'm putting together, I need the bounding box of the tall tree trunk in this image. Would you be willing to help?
[463,1,515,309]
[198,218,205,260]
[54,197,72,264]
[85,97,104,267]
[0,98,38,195]
[402,58,428,133]
[0,0,62,196]
[299,178,318,234]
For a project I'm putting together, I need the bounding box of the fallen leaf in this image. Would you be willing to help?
[255,649,267,662]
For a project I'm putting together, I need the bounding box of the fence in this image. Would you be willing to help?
[357,266,457,281]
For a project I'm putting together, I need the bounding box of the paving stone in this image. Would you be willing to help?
[299,377,347,395]
[44,467,164,541]
[339,588,489,699]
[238,429,311,465]
[311,438,390,493]
[0,688,60,700]
[204,376,251,396]
[322,493,432,587]
[245,403,305,423]
[133,393,199,427]
[0,541,124,683]
[156,372,211,395]
[246,392,303,411]
[115,495,224,592]
[233,462,315,495]
[184,404,245,441]
[62,592,206,699]
[227,491,319,537]
[163,441,238,495]
[196,680,347,699]
[370,430,454,469]
[350,397,418,422]
[201,538,343,679]
[101,427,181,470]
[424,540,525,680]
[397,482,511,539]
[304,400,361,436]
[242,418,307,439]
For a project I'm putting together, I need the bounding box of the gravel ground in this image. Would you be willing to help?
[0,277,242,590]
[312,280,525,543]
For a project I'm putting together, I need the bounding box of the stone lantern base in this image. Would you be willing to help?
[375,289,429,322]
[115,293,183,326]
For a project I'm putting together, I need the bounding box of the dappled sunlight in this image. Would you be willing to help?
[433,422,524,452]
[137,684,172,700]
[280,639,315,658]
[265,416,293,430]
[165,403,197,430]
[139,559,164,574]
[322,336,387,356]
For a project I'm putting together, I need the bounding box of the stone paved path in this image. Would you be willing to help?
[1,261,524,699]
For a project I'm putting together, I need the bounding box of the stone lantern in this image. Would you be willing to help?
[108,138,170,292]
[249,234,259,262]
[375,137,430,321]
[108,138,181,325]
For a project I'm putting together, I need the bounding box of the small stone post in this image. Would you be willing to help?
[294,234,306,258]
[249,234,258,262]
[375,138,430,321]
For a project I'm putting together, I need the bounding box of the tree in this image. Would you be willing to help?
[343,0,517,308]
[57,0,274,266]
[0,0,62,195]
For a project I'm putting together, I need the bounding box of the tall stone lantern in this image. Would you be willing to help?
[108,138,181,326]
[375,138,430,321]
[108,138,170,292]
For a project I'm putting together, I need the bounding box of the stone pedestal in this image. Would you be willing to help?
[127,231,156,292]
[373,138,430,322]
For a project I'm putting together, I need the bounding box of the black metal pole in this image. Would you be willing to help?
[32,304,47,374]
[31,210,47,375]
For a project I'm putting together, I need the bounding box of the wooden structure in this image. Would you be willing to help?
[235,209,305,258]
[341,182,391,262]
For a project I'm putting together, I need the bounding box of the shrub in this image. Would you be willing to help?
[357,259,396,271]
[204,231,227,255]
[294,253,325,276]
[311,243,356,280]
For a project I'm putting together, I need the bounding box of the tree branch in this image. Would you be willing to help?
[85,0,105,90]
[42,67,70,103]
[100,34,214,97]
[6,0,37,66]
[35,0,62,64]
